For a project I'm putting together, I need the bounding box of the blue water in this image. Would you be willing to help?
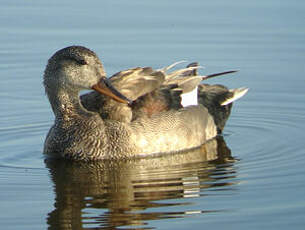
[0,0,305,229]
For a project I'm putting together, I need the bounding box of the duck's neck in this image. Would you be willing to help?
[49,87,92,122]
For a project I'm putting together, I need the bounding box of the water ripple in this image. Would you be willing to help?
[0,121,49,169]
[227,100,305,190]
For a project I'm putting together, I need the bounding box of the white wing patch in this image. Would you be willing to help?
[181,86,198,107]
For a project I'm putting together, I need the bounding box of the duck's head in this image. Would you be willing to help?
[44,46,131,104]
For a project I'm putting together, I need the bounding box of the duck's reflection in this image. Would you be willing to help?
[46,136,237,230]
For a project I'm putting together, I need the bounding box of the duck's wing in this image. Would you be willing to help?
[127,63,204,119]
[84,64,198,121]
[90,64,201,121]
[81,63,199,112]
[109,67,165,101]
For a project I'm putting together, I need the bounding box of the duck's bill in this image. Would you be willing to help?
[92,78,132,104]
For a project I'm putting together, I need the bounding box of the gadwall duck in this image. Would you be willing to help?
[43,46,248,160]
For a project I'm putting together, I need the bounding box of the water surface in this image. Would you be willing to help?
[0,0,304,229]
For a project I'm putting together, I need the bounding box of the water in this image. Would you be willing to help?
[0,0,304,229]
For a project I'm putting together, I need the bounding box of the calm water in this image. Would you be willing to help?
[0,0,305,229]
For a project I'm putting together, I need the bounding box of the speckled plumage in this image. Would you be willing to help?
[43,46,247,161]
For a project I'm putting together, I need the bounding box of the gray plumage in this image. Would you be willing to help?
[43,46,247,161]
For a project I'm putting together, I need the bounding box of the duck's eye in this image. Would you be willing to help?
[65,55,88,65]
[76,59,88,65]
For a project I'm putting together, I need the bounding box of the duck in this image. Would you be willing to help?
[43,45,248,160]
